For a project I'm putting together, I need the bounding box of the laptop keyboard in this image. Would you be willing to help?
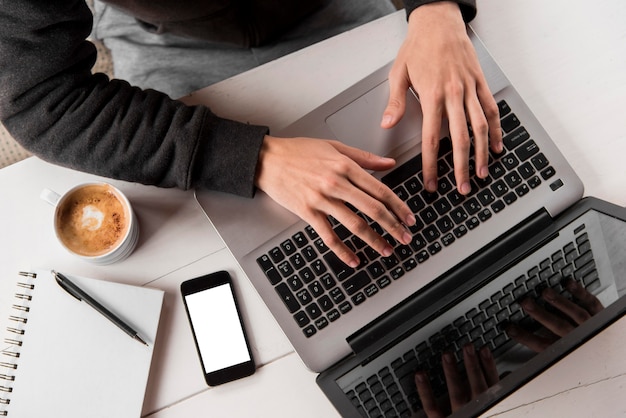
[344,225,600,417]
[256,100,561,339]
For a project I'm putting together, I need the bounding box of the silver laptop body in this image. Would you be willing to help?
[195,27,583,373]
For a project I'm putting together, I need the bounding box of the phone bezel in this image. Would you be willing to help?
[180,271,256,386]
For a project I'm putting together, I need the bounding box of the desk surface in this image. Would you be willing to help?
[1,1,625,416]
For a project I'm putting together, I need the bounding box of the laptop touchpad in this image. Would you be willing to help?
[326,80,422,158]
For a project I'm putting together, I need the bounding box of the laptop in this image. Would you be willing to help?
[194,26,626,415]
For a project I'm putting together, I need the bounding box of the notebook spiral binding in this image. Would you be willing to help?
[0,272,37,416]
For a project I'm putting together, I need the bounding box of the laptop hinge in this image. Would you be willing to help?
[346,207,555,358]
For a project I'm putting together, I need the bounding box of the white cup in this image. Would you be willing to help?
[41,182,139,265]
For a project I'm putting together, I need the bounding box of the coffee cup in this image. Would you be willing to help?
[41,182,139,265]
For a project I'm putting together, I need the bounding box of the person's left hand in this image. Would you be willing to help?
[415,344,499,417]
[382,2,502,195]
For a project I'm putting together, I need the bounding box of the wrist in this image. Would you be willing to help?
[408,1,463,26]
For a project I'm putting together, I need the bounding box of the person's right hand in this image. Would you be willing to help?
[255,135,416,267]
[506,279,605,352]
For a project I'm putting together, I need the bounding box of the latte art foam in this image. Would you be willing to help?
[56,185,129,257]
[81,205,104,231]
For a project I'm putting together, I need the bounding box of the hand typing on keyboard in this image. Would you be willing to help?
[415,344,499,418]
[504,278,604,352]
[414,280,604,417]
[381,2,503,195]
[256,135,417,267]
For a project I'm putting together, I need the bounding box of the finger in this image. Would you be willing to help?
[381,65,410,129]
[462,344,488,398]
[521,297,576,338]
[446,94,472,195]
[307,212,360,268]
[476,79,503,154]
[329,142,417,228]
[415,372,445,418]
[478,346,499,386]
[464,89,490,180]
[331,141,417,226]
[329,200,395,260]
[420,102,443,193]
[441,352,467,411]
[541,287,592,326]
[564,279,605,315]
[506,324,555,353]
[331,141,397,172]
[348,176,416,236]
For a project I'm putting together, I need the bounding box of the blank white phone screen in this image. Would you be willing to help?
[185,283,250,373]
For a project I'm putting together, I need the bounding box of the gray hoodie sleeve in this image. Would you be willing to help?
[403,0,477,21]
[0,1,267,197]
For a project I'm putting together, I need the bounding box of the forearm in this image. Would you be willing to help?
[402,0,477,22]
[0,0,267,197]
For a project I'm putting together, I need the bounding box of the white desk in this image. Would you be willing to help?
[1,1,625,416]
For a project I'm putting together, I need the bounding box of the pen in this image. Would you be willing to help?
[52,270,148,346]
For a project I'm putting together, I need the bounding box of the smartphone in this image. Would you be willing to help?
[180,271,256,386]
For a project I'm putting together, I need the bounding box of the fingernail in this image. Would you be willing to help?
[461,182,471,195]
[480,166,489,178]
[566,280,578,292]
[543,287,556,302]
[427,180,437,191]
[415,372,426,383]
[383,246,393,257]
[348,258,359,268]
[405,214,416,226]
[522,298,535,312]
[381,114,393,127]
[443,352,455,364]
[402,232,413,245]
[464,344,476,357]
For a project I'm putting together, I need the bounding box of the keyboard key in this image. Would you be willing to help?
[518,162,536,179]
[501,154,520,170]
[287,275,304,291]
[318,295,334,312]
[292,231,308,248]
[308,281,324,298]
[531,153,549,170]
[489,161,506,179]
[463,198,481,215]
[352,292,367,305]
[382,154,423,189]
[497,100,511,116]
[269,247,284,262]
[301,245,318,262]
[296,288,313,305]
[501,113,521,133]
[541,166,556,180]
[477,189,496,206]
[515,140,540,161]
[503,126,530,150]
[275,283,300,313]
[420,206,438,224]
[294,311,310,328]
[305,302,322,319]
[281,239,297,256]
[342,271,371,296]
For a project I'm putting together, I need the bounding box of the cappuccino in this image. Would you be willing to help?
[56,184,129,257]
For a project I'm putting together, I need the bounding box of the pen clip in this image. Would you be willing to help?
[52,270,82,301]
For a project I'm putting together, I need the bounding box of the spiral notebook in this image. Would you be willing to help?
[0,269,164,418]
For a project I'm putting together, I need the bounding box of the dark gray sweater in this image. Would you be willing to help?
[0,0,475,197]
